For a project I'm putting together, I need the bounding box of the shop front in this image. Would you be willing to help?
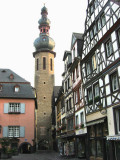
[107,135,120,160]
[76,135,87,158]
[87,118,108,160]
[60,133,75,157]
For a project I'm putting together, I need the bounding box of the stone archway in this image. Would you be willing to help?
[19,142,32,153]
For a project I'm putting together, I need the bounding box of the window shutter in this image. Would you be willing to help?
[20,127,25,137]
[20,103,25,113]
[3,127,8,137]
[4,103,9,113]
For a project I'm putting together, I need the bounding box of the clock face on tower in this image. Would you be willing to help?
[42,37,46,41]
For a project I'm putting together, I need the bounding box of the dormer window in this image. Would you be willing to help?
[9,74,14,80]
[0,85,2,91]
[14,85,20,92]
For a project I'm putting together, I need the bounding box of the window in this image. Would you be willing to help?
[43,29,45,33]
[79,87,82,100]
[67,118,73,130]
[93,24,97,35]
[76,66,79,78]
[9,103,20,113]
[66,100,69,111]
[92,54,97,70]
[101,13,106,27]
[96,140,103,157]
[115,108,120,134]
[94,83,99,97]
[76,115,79,125]
[73,71,75,82]
[14,85,20,92]
[65,81,67,92]
[86,62,91,75]
[105,39,113,57]
[76,90,79,103]
[0,85,2,91]
[43,57,46,70]
[68,78,70,89]
[80,112,84,124]
[69,98,72,110]
[97,19,101,31]
[88,87,93,105]
[90,140,95,156]
[90,30,94,40]
[36,58,39,71]
[50,58,52,71]
[117,28,120,48]
[95,0,98,8]
[90,3,94,15]
[73,47,75,59]
[8,126,20,137]
[110,72,119,92]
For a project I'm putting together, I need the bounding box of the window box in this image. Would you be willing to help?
[88,99,93,105]
[75,125,79,130]
[8,112,20,114]
[94,96,100,102]
[80,123,84,129]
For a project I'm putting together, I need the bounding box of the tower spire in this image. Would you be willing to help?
[33,5,55,53]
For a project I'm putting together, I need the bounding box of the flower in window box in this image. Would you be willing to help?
[88,99,93,105]
[80,123,84,129]
[75,125,79,130]
[94,96,100,102]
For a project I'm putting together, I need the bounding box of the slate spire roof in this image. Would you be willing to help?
[0,69,35,99]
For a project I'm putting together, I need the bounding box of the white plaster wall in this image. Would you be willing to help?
[107,107,115,136]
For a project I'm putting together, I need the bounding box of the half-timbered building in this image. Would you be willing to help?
[81,0,120,160]
[69,33,87,159]
[60,51,75,156]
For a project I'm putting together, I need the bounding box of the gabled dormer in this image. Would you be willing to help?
[0,84,2,91]
[63,51,72,73]
[71,33,83,62]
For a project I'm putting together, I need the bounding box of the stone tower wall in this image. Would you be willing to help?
[35,51,54,149]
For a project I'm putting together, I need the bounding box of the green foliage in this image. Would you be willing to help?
[0,138,11,154]
[94,96,100,102]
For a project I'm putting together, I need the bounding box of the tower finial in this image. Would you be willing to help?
[44,3,45,6]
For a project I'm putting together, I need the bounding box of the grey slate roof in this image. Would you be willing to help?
[0,69,27,83]
[71,32,83,50]
[53,86,61,98]
[0,69,35,99]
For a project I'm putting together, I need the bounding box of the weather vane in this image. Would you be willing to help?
[43,1,47,6]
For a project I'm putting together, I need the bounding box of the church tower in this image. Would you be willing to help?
[33,5,56,150]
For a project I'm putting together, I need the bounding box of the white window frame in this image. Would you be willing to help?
[9,103,20,113]
[94,84,99,97]
[115,109,120,134]
[80,112,84,124]
[105,39,113,57]
[111,72,119,92]
[92,54,97,70]
[86,62,91,75]
[8,126,20,138]
[88,88,92,101]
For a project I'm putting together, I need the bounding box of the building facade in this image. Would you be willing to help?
[33,6,56,150]
[81,0,120,160]
[0,69,36,153]
[70,33,87,159]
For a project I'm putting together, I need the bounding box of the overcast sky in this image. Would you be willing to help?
[0,0,88,86]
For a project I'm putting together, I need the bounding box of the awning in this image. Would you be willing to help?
[107,135,120,141]
[86,118,105,127]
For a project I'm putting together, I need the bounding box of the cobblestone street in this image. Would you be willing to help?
[1,151,86,160]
